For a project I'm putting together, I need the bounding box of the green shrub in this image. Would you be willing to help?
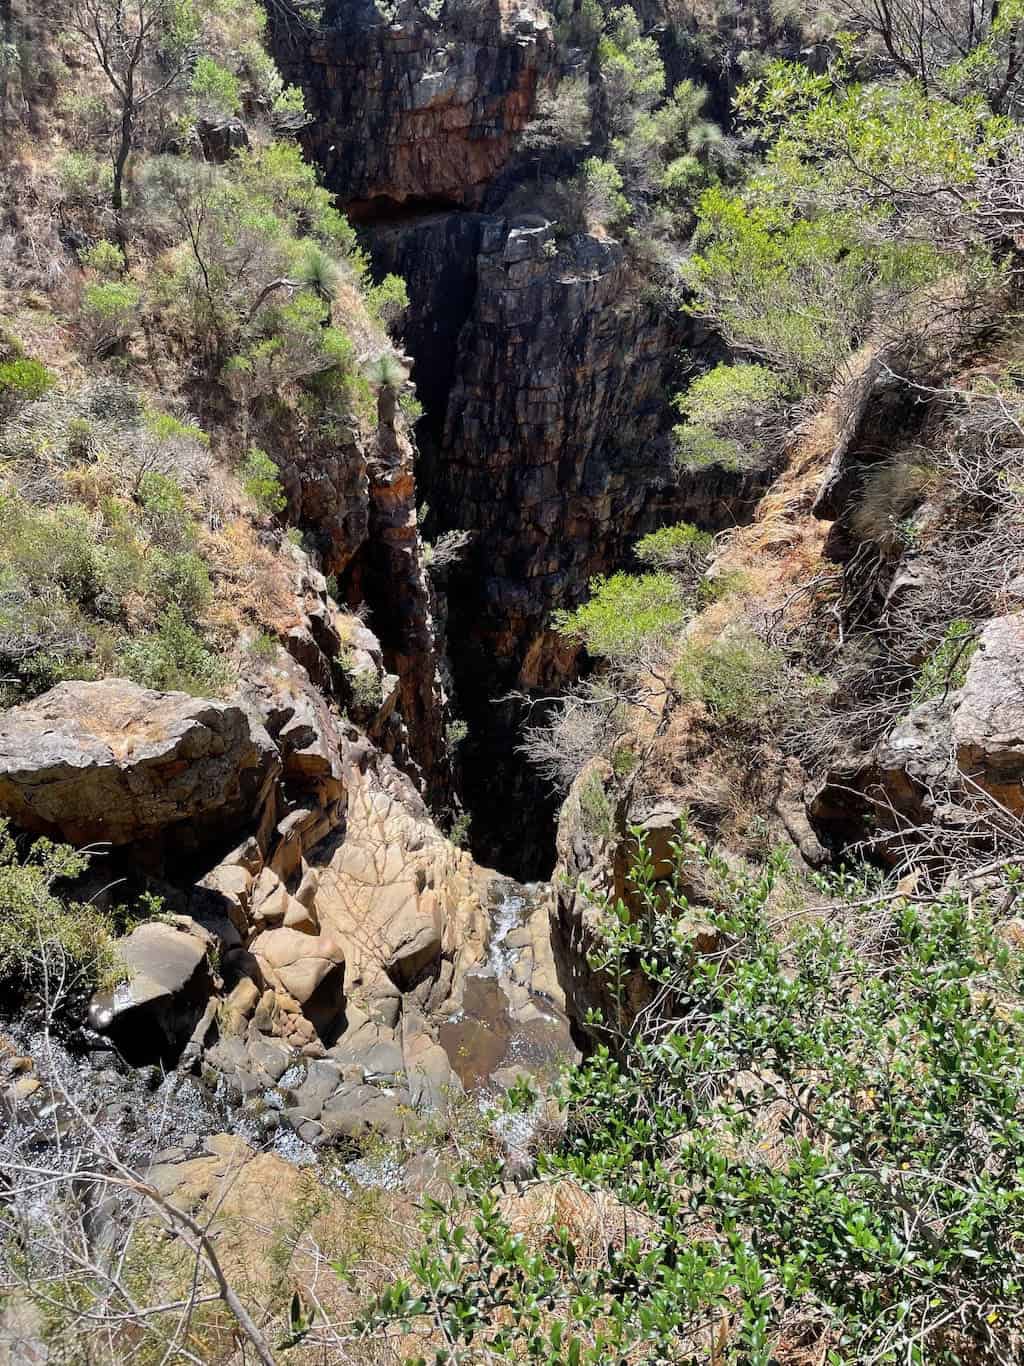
[0,358,56,406]
[634,521,712,572]
[117,606,232,695]
[367,273,409,329]
[241,446,286,514]
[190,55,242,116]
[0,821,120,1002]
[913,619,977,703]
[362,833,1024,1364]
[578,769,615,839]
[675,630,818,730]
[55,151,114,208]
[553,571,687,663]
[137,471,195,550]
[144,550,212,618]
[673,362,787,471]
[574,157,631,231]
[80,280,141,353]
[78,239,125,277]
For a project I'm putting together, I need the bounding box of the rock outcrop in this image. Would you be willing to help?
[811,613,1024,851]
[0,681,280,856]
[953,614,1024,814]
[270,0,555,212]
[88,919,217,1065]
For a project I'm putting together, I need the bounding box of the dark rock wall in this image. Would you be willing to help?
[270,0,771,873]
[270,0,554,211]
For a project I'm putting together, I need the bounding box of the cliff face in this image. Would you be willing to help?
[271,0,554,212]
[270,0,773,872]
[376,216,769,869]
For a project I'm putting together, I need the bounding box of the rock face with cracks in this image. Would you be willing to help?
[0,680,280,855]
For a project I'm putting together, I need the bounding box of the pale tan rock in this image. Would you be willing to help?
[283,895,319,934]
[226,977,260,1018]
[0,680,280,849]
[249,868,289,927]
[250,928,344,1006]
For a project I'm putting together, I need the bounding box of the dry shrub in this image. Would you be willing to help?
[848,451,940,550]
[202,519,297,635]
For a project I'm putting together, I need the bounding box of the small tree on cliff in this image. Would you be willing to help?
[68,0,199,240]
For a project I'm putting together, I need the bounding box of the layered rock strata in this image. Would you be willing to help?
[270,0,555,212]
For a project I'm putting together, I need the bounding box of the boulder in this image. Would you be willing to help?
[88,919,215,1065]
[196,115,249,161]
[250,928,345,1043]
[953,614,1024,813]
[0,680,280,851]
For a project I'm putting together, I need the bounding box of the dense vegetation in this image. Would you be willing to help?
[0,0,406,704]
[364,833,1024,1363]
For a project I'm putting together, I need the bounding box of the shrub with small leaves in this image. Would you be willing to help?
[0,358,56,408]
[241,446,286,515]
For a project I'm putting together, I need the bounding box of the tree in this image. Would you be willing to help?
[815,0,1024,113]
[68,0,198,238]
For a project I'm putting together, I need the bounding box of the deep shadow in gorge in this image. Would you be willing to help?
[270,3,776,880]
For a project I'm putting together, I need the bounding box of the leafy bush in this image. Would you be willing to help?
[675,629,823,732]
[55,151,114,210]
[117,606,231,695]
[80,280,141,354]
[241,446,286,515]
[0,358,56,407]
[366,273,410,329]
[0,821,120,1003]
[674,362,788,472]
[574,157,631,232]
[634,521,712,573]
[578,768,615,838]
[362,832,1024,1364]
[912,618,977,704]
[553,571,687,663]
[190,56,242,117]
[78,239,125,277]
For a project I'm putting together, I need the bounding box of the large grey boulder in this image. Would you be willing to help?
[89,919,215,1064]
[953,614,1024,814]
[0,680,280,850]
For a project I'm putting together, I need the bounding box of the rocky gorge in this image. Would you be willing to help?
[3,0,1024,1357]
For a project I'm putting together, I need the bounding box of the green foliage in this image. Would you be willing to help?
[0,398,228,703]
[675,630,824,731]
[78,239,126,277]
[684,59,1010,394]
[674,362,788,471]
[598,5,665,136]
[364,352,407,392]
[578,768,615,838]
[447,810,472,849]
[0,358,56,406]
[117,605,231,695]
[55,151,114,209]
[634,521,712,574]
[241,446,286,515]
[553,571,686,663]
[574,156,631,231]
[366,273,409,330]
[80,280,141,353]
[189,55,241,116]
[0,821,119,1001]
[363,831,1024,1364]
[913,619,977,704]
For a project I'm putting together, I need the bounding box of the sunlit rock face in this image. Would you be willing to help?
[271,0,555,212]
